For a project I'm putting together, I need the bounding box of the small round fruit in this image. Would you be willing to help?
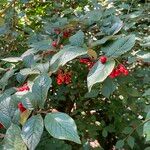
[52,41,57,47]
[100,56,107,64]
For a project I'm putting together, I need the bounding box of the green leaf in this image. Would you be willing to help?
[83,10,102,25]
[50,45,87,72]
[91,35,114,47]
[22,54,36,68]
[0,96,16,128]
[136,51,150,63]
[44,112,81,144]
[36,137,72,150]
[102,129,108,137]
[115,140,124,149]
[3,124,27,150]
[69,30,84,46]
[127,136,135,149]
[1,57,22,62]
[122,127,133,134]
[101,16,123,35]
[29,39,52,54]
[84,89,99,98]
[102,35,135,58]
[87,59,115,91]
[143,89,150,97]
[101,78,116,98]
[21,115,44,150]
[143,111,150,142]
[22,92,38,110]
[0,69,15,90]
[32,74,52,108]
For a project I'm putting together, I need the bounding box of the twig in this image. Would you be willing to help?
[0,0,17,17]
[124,118,150,141]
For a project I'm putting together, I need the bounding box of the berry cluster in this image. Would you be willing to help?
[16,83,30,92]
[79,58,95,70]
[52,28,72,48]
[109,64,129,78]
[56,70,72,85]
[18,102,26,113]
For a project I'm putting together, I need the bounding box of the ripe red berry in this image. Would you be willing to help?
[56,70,72,85]
[0,123,4,129]
[18,102,26,113]
[16,84,30,92]
[52,41,57,47]
[100,56,107,64]
[123,69,129,76]
[63,30,71,38]
[79,58,91,64]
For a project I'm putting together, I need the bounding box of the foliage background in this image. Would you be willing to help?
[0,0,149,150]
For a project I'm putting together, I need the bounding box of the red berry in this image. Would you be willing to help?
[16,84,30,92]
[114,69,121,77]
[123,69,129,76]
[56,73,65,85]
[18,102,26,113]
[79,58,91,64]
[100,56,107,64]
[52,41,57,47]
[117,64,125,73]
[87,62,95,70]
[63,31,70,38]
[64,73,71,84]
[0,123,4,129]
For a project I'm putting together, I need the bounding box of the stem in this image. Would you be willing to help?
[124,118,150,141]
[0,0,17,17]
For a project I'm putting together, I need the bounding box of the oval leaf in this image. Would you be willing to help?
[21,115,44,150]
[102,35,135,58]
[44,112,81,144]
[87,59,115,91]
[50,45,87,72]
[32,74,52,108]
[3,124,27,150]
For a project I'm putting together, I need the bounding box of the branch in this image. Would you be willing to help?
[0,0,16,17]
[124,118,150,141]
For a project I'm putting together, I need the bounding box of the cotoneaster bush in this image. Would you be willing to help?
[0,0,149,150]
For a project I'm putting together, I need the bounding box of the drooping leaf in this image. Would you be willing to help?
[19,110,31,125]
[101,78,116,98]
[22,92,38,110]
[21,115,44,150]
[3,124,27,150]
[32,74,52,108]
[115,140,124,149]
[50,45,87,72]
[0,96,16,128]
[44,112,81,144]
[69,30,84,46]
[0,69,15,90]
[22,54,36,68]
[102,35,135,58]
[143,111,150,142]
[127,136,135,149]
[28,39,52,54]
[1,57,22,63]
[87,59,115,91]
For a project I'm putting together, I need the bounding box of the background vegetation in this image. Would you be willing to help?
[0,0,149,149]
